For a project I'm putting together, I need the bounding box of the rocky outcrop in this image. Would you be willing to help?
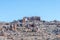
[0,16,60,40]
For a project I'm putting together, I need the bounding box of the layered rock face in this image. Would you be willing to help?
[0,16,60,40]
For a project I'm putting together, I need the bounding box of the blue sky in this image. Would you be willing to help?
[0,0,60,22]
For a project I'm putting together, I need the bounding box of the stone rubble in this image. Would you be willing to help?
[0,16,60,40]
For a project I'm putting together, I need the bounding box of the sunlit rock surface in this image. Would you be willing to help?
[0,16,60,40]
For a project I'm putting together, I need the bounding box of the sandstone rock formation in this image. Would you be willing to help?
[0,16,60,40]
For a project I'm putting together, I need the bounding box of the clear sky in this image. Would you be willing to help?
[0,0,60,22]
